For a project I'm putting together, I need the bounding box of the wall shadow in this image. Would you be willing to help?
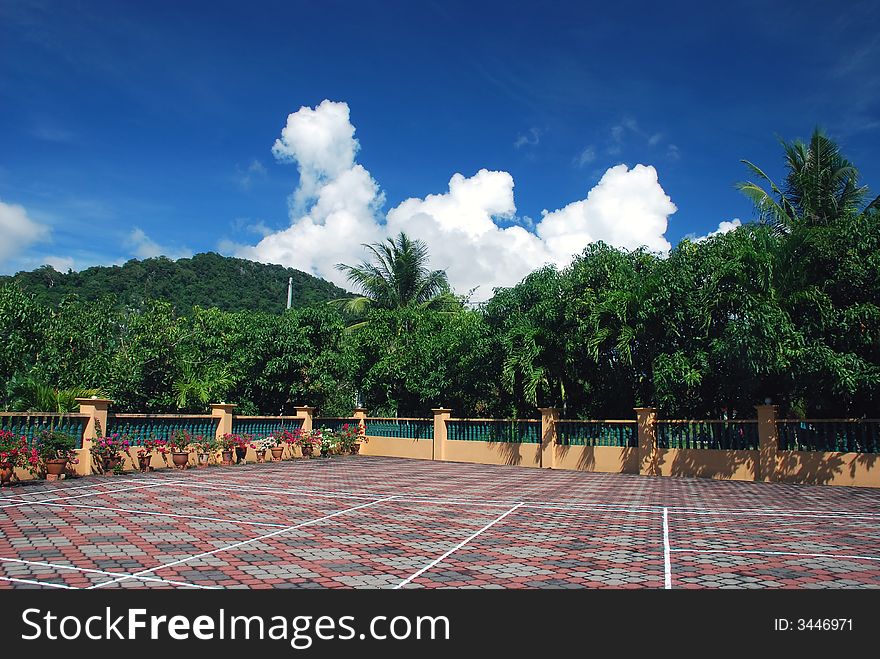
[776,450,878,486]
[663,449,758,481]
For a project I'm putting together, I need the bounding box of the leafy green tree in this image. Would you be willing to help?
[34,295,118,391]
[344,307,499,417]
[109,301,184,411]
[0,284,46,405]
[738,130,880,416]
[0,252,348,314]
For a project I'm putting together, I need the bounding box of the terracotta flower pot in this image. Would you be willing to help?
[270,447,284,462]
[171,452,189,469]
[300,444,313,458]
[45,458,68,481]
[138,455,152,472]
[0,463,15,487]
[197,453,210,468]
[221,450,234,465]
[350,443,361,455]
[102,456,121,474]
[255,451,265,463]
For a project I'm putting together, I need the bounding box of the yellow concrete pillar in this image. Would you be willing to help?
[538,407,559,469]
[353,407,367,435]
[75,397,113,476]
[432,408,452,461]
[211,403,236,439]
[755,404,778,483]
[635,407,658,477]
[294,406,315,432]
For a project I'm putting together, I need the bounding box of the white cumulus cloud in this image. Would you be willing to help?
[690,218,742,243]
[538,164,677,255]
[126,227,191,260]
[0,198,51,267]
[233,100,680,301]
[272,99,363,213]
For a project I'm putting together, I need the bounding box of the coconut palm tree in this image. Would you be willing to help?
[737,127,879,233]
[332,232,457,330]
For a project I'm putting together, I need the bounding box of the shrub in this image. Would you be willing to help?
[34,429,78,463]
[89,432,131,462]
[0,430,39,472]
[337,423,365,452]
[168,429,192,453]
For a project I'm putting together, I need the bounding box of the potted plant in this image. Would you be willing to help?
[137,437,168,472]
[267,430,287,461]
[252,436,273,463]
[168,429,191,469]
[136,438,168,472]
[338,423,366,455]
[0,430,38,486]
[90,433,130,474]
[234,434,253,464]
[219,433,237,465]
[192,435,216,468]
[292,428,320,457]
[281,428,302,457]
[316,428,337,457]
[35,430,78,481]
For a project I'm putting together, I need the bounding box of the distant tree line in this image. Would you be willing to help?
[0,129,877,419]
[0,252,349,314]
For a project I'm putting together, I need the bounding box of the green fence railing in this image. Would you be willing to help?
[777,419,880,453]
[556,420,637,447]
[364,418,434,440]
[313,418,358,433]
[0,413,89,449]
[234,416,304,437]
[656,420,759,450]
[447,419,541,443]
[106,415,218,445]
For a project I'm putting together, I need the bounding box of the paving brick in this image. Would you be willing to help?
[0,456,878,589]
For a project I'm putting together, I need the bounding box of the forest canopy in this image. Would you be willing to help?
[1,129,877,420]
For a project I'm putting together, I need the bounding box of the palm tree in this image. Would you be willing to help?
[4,374,103,413]
[737,128,879,233]
[333,232,457,330]
[172,362,235,411]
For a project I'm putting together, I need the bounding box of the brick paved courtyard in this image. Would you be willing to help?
[1,456,879,589]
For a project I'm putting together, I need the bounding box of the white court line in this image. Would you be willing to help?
[0,576,77,589]
[0,477,144,498]
[670,548,880,562]
[163,477,621,509]
[159,478,880,520]
[0,557,219,589]
[88,495,399,589]
[162,478,659,513]
[662,507,672,589]
[520,500,880,519]
[0,482,169,511]
[160,478,377,502]
[394,502,525,589]
[665,508,880,521]
[167,472,880,518]
[166,479,521,508]
[8,500,291,529]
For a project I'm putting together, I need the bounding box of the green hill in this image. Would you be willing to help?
[0,252,350,313]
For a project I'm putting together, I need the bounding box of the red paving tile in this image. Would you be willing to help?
[0,456,878,589]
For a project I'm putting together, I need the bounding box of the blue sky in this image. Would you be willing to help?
[1,0,878,294]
